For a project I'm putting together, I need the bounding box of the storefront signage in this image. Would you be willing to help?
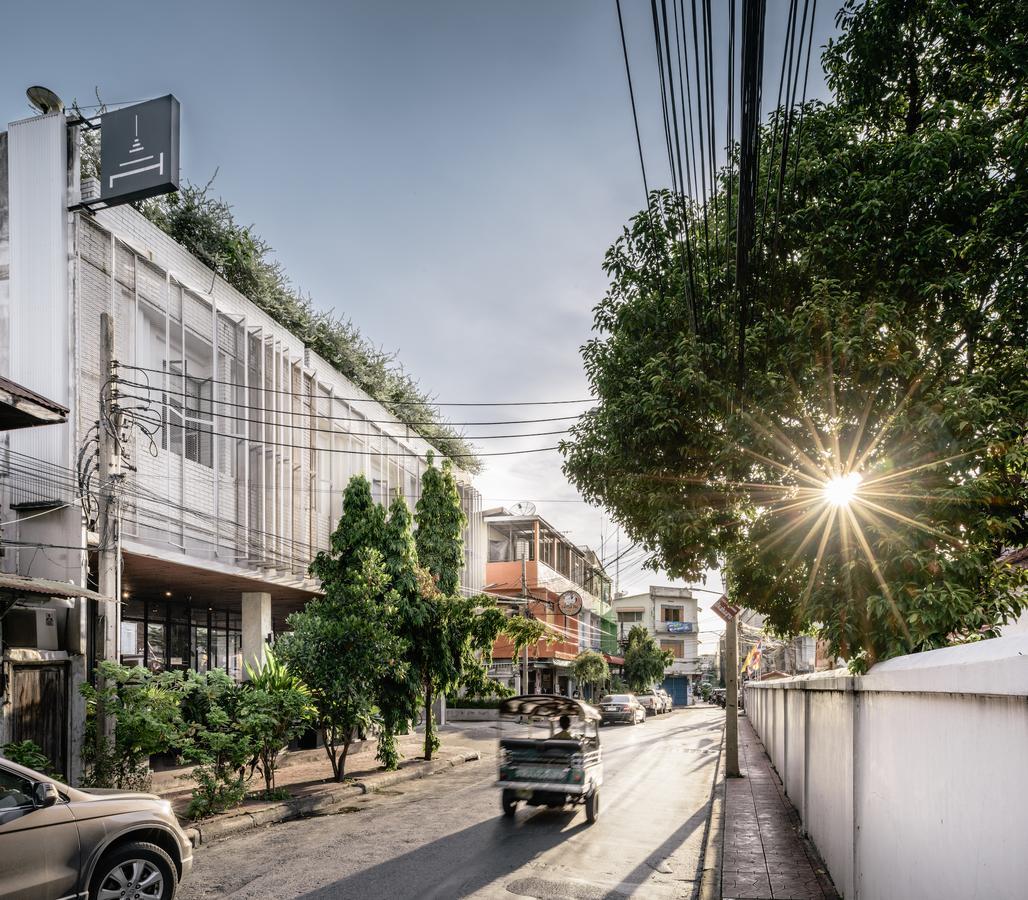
[100,95,180,205]
[666,621,693,633]
[557,590,583,616]
[711,595,740,622]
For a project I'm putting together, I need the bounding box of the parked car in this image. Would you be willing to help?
[655,688,673,712]
[598,693,646,725]
[636,690,662,716]
[0,756,194,900]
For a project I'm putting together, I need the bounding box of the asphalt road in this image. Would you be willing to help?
[176,706,724,900]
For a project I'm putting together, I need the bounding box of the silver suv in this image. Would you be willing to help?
[0,756,193,900]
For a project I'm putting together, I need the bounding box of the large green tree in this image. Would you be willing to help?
[277,548,404,780]
[623,627,673,693]
[563,0,1027,670]
[571,649,610,700]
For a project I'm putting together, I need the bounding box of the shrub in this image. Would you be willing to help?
[1,739,63,780]
[178,669,252,819]
[240,649,315,794]
[79,662,183,790]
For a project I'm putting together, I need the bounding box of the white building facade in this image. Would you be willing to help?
[0,109,485,779]
[612,585,700,705]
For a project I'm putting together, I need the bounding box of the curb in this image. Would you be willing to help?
[698,729,726,900]
[190,750,481,845]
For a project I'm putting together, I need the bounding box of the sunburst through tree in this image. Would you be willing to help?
[563,0,1027,670]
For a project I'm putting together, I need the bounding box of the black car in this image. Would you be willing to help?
[598,693,646,725]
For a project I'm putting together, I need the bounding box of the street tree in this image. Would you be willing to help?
[277,549,405,781]
[375,494,433,769]
[623,627,673,693]
[562,0,1027,670]
[412,457,474,760]
[571,649,609,700]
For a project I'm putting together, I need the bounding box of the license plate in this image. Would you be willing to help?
[516,765,564,781]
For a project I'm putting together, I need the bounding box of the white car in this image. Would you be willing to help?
[636,690,662,716]
[655,688,673,712]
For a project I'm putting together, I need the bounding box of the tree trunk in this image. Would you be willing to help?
[424,683,434,761]
[335,734,352,782]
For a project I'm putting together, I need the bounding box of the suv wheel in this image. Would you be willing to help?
[91,841,178,900]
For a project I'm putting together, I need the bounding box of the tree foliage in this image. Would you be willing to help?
[571,649,609,699]
[622,627,673,692]
[563,0,1027,670]
[278,548,405,781]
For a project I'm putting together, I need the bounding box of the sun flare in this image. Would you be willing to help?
[823,472,862,507]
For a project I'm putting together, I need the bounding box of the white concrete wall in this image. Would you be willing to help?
[745,636,1028,899]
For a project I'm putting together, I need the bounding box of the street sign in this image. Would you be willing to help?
[100,96,180,206]
[711,595,740,622]
[557,590,583,616]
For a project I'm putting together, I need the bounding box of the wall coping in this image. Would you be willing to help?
[744,634,1028,697]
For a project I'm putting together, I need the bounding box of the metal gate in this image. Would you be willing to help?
[662,675,689,707]
[11,663,68,776]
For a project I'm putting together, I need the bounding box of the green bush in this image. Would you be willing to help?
[178,669,252,820]
[240,649,315,794]
[1,739,63,781]
[80,662,183,791]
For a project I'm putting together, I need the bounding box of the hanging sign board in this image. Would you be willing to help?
[100,95,180,206]
[666,621,693,634]
[557,590,583,616]
[711,595,740,622]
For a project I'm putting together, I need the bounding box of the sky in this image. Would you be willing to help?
[0,1,841,649]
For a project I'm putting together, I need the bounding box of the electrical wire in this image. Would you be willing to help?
[118,383,586,428]
[118,366,594,407]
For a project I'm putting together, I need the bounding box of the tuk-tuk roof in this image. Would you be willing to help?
[498,694,601,722]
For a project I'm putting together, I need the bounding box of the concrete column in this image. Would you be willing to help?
[241,592,272,678]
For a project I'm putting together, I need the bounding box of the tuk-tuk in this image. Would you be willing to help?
[496,694,603,823]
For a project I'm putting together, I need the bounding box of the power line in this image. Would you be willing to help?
[119,366,594,407]
[118,394,572,442]
[119,382,586,428]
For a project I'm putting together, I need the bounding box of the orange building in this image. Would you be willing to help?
[484,508,616,697]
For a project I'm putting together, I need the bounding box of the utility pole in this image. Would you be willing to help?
[725,611,740,776]
[520,554,530,695]
[96,314,123,742]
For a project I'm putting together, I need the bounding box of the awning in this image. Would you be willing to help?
[0,376,68,430]
[0,573,108,603]
[603,653,625,666]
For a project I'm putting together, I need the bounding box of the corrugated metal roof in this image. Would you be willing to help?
[0,375,69,430]
[0,572,107,602]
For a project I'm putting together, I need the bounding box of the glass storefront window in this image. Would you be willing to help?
[146,623,166,672]
[120,620,145,667]
[119,600,244,679]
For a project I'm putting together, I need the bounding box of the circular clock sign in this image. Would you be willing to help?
[557,590,583,616]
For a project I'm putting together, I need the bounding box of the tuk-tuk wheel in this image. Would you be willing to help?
[501,789,518,818]
[586,788,599,823]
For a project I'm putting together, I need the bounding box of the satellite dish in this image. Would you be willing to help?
[507,501,537,517]
[26,86,64,114]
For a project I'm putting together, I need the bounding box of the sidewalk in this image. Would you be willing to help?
[153,723,491,843]
[720,716,838,900]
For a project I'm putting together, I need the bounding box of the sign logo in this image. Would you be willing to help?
[100,96,180,206]
[710,595,740,623]
[557,590,583,616]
